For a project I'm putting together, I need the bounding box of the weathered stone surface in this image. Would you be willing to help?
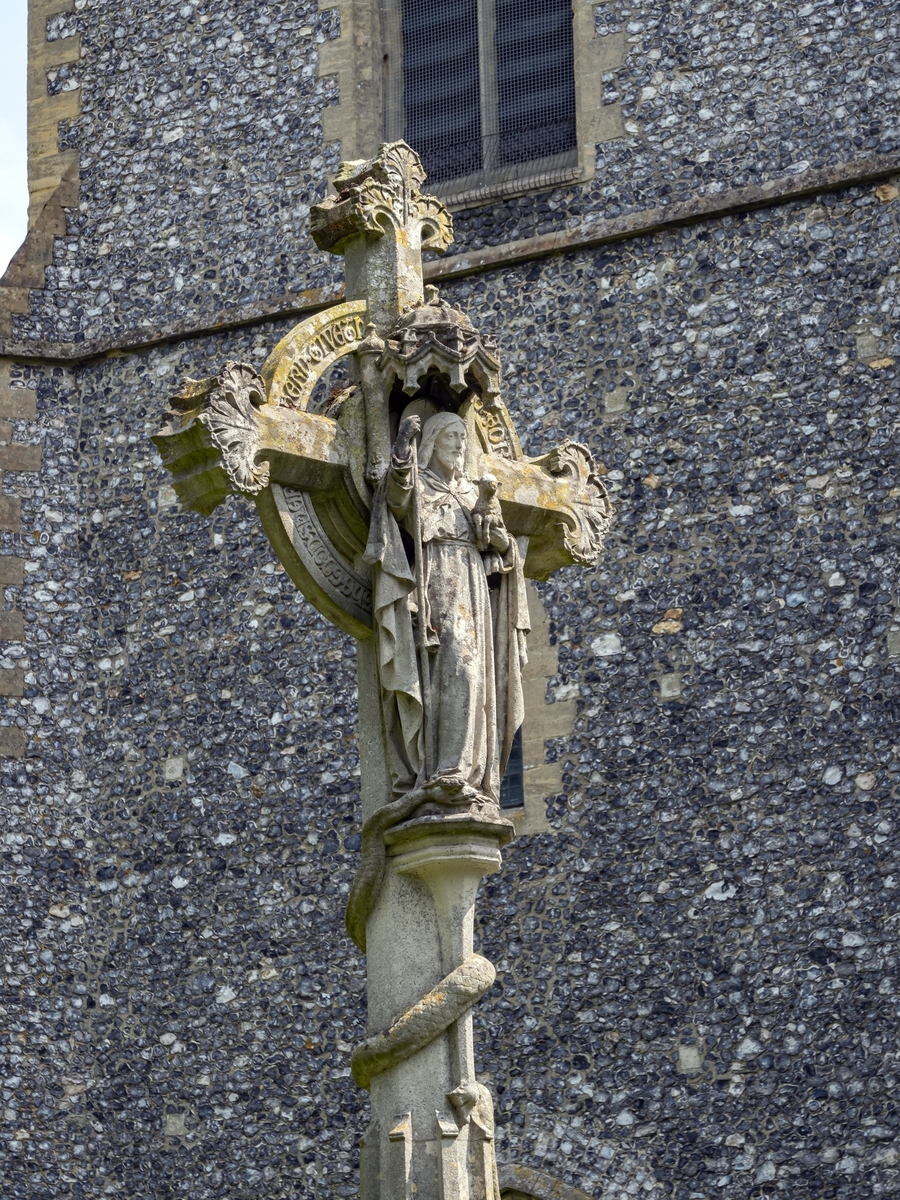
[3,0,900,1197]
[151,145,611,1200]
[5,179,900,1197]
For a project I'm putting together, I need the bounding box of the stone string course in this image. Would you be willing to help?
[2,0,900,1198]
[5,152,900,363]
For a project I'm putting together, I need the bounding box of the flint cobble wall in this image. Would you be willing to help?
[3,0,900,1195]
[2,175,900,1198]
[7,0,900,345]
[17,0,342,345]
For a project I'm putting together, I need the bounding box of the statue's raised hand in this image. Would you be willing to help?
[394,415,421,459]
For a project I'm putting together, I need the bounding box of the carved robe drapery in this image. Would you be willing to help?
[364,445,530,802]
[154,142,615,1200]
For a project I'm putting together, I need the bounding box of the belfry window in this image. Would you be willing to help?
[383,0,578,199]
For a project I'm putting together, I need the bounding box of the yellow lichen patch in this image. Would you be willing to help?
[875,183,899,203]
[869,357,895,370]
[652,607,684,635]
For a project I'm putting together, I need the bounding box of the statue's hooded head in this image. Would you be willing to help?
[418,412,467,480]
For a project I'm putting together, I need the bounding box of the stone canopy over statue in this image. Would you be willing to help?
[154,142,612,1200]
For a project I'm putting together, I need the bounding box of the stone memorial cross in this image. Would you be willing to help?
[154,142,612,1200]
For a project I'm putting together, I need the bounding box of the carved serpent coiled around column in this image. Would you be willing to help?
[346,789,428,953]
[346,794,502,1092]
[348,785,494,951]
[351,953,496,1090]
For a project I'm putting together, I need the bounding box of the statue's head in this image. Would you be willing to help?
[419,412,467,479]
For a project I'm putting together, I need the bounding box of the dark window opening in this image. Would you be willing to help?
[496,0,576,167]
[396,0,577,188]
[402,0,483,183]
[499,725,524,809]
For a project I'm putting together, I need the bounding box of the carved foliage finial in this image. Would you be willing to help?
[533,440,613,566]
[200,362,271,495]
[311,141,453,255]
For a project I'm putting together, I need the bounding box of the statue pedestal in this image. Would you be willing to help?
[360,816,513,1200]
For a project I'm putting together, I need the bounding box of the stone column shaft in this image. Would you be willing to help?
[344,228,425,337]
[361,824,503,1200]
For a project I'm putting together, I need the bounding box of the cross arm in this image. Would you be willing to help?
[153,362,612,631]
[487,442,613,580]
[152,361,347,515]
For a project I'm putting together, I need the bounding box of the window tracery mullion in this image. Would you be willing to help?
[477,0,499,178]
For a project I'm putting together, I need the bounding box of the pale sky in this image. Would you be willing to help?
[0,0,28,277]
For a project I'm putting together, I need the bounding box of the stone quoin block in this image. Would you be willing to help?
[0,726,25,758]
[0,668,25,697]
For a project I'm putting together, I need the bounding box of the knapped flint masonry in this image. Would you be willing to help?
[154,142,612,1200]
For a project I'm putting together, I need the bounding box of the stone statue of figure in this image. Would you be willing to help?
[364,411,530,808]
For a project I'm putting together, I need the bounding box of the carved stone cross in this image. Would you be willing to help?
[154,142,611,1200]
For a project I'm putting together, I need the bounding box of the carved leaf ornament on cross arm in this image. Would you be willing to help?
[153,142,616,1200]
[154,297,612,636]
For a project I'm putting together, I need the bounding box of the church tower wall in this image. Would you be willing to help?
[1,2,899,1198]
